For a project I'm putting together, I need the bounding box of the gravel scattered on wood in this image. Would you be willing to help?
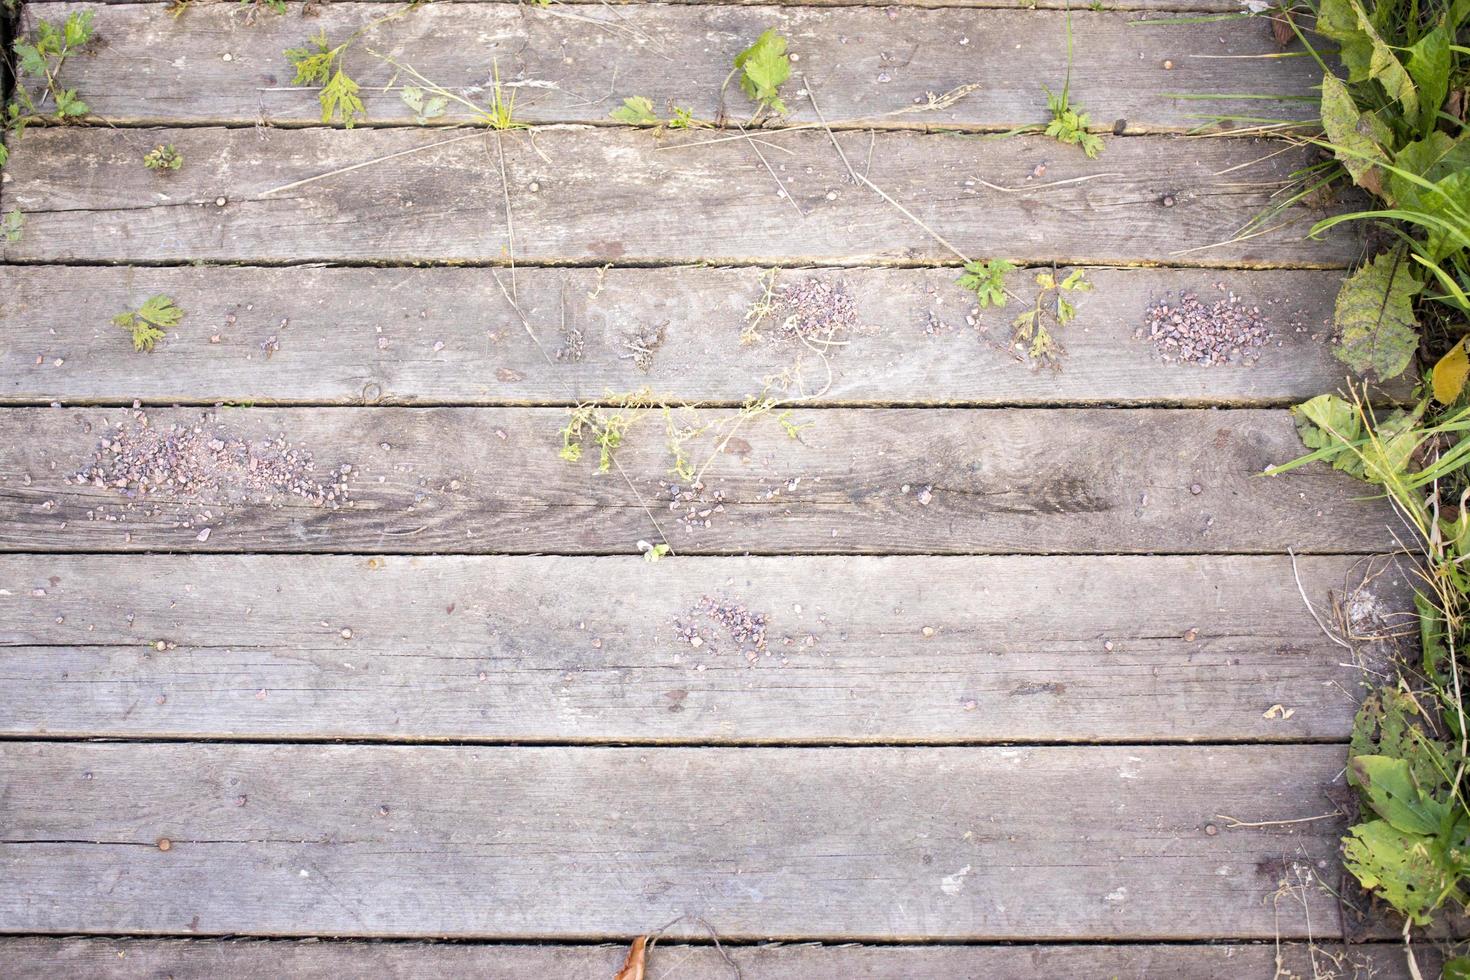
[75,410,351,508]
[660,480,726,533]
[674,595,771,665]
[1139,287,1275,366]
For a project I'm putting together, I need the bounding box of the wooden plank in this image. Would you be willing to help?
[0,265,1364,407]
[0,407,1396,554]
[0,937,1431,979]
[72,0,1256,12]
[0,127,1360,266]
[0,742,1353,939]
[32,3,1317,132]
[0,554,1409,742]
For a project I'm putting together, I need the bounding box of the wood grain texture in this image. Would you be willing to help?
[0,407,1397,554]
[0,554,1410,742]
[31,3,1317,132]
[70,0,1257,12]
[0,265,1366,407]
[0,742,1355,939]
[0,938,1431,980]
[0,127,1360,266]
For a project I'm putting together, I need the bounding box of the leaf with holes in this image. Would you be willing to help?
[1333,251,1422,380]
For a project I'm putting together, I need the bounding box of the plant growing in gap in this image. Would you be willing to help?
[2,209,22,244]
[143,144,183,172]
[1043,85,1104,158]
[113,295,184,353]
[609,97,706,130]
[2,11,97,168]
[957,258,1017,307]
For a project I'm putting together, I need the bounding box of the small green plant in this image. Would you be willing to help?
[1043,86,1104,158]
[399,86,448,125]
[610,96,660,126]
[733,29,792,118]
[957,258,1017,307]
[1269,389,1470,955]
[2,209,23,244]
[2,11,97,168]
[286,31,366,127]
[143,144,183,172]
[1011,268,1090,366]
[640,541,672,563]
[610,97,708,131]
[1228,0,1467,390]
[113,295,184,352]
[241,0,287,14]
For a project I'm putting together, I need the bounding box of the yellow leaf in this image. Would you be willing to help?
[1432,339,1470,404]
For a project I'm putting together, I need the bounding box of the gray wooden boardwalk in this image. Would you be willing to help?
[0,0,1430,975]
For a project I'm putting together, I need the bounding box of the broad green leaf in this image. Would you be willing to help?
[1444,957,1470,980]
[609,96,659,126]
[1290,393,1365,477]
[1333,251,1422,380]
[1350,755,1449,835]
[1352,0,1418,118]
[1406,25,1451,133]
[734,29,791,115]
[1392,132,1470,206]
[1343,818,1460,925]
[1316,0,1375,81]
[1320,73,1392,198]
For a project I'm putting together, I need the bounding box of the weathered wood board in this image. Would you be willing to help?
[71,0,1263,12]
[0,128,1360,266]
[0,742,1351,939]
[31,3,1317,131]
[0,265,1364,407]
[0,938,1431,980]
[0,407,1396,554]
[0,554,1409,742]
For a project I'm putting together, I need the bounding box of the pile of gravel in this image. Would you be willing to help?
[769,277,860,346]
[673,595,770,661]
[1140,289,1273,366]
[75,410,351,508]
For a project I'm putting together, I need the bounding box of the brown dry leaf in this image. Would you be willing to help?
[614,936,647,980]
[1269,10,1295,48]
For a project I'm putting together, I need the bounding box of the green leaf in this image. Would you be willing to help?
[1,208,22,244]
[1320,73,1392,198]
[1343,818,1461,925]
[113,295,184,353]
[1444,958,1470,980]
[956,258,1015,307]
[286,32,336,86]
[1333,251,1422,380]
[734,29,791,116]
[320,69,364,128]
[1350,754,1449,835]
[1406,25,1451,133]
[14,41,46,78]
[609,96,659,126]
[400,86,446,125]
[1316,0,1375,81]
[63,10,95,48]
[1289,393,1366,477]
